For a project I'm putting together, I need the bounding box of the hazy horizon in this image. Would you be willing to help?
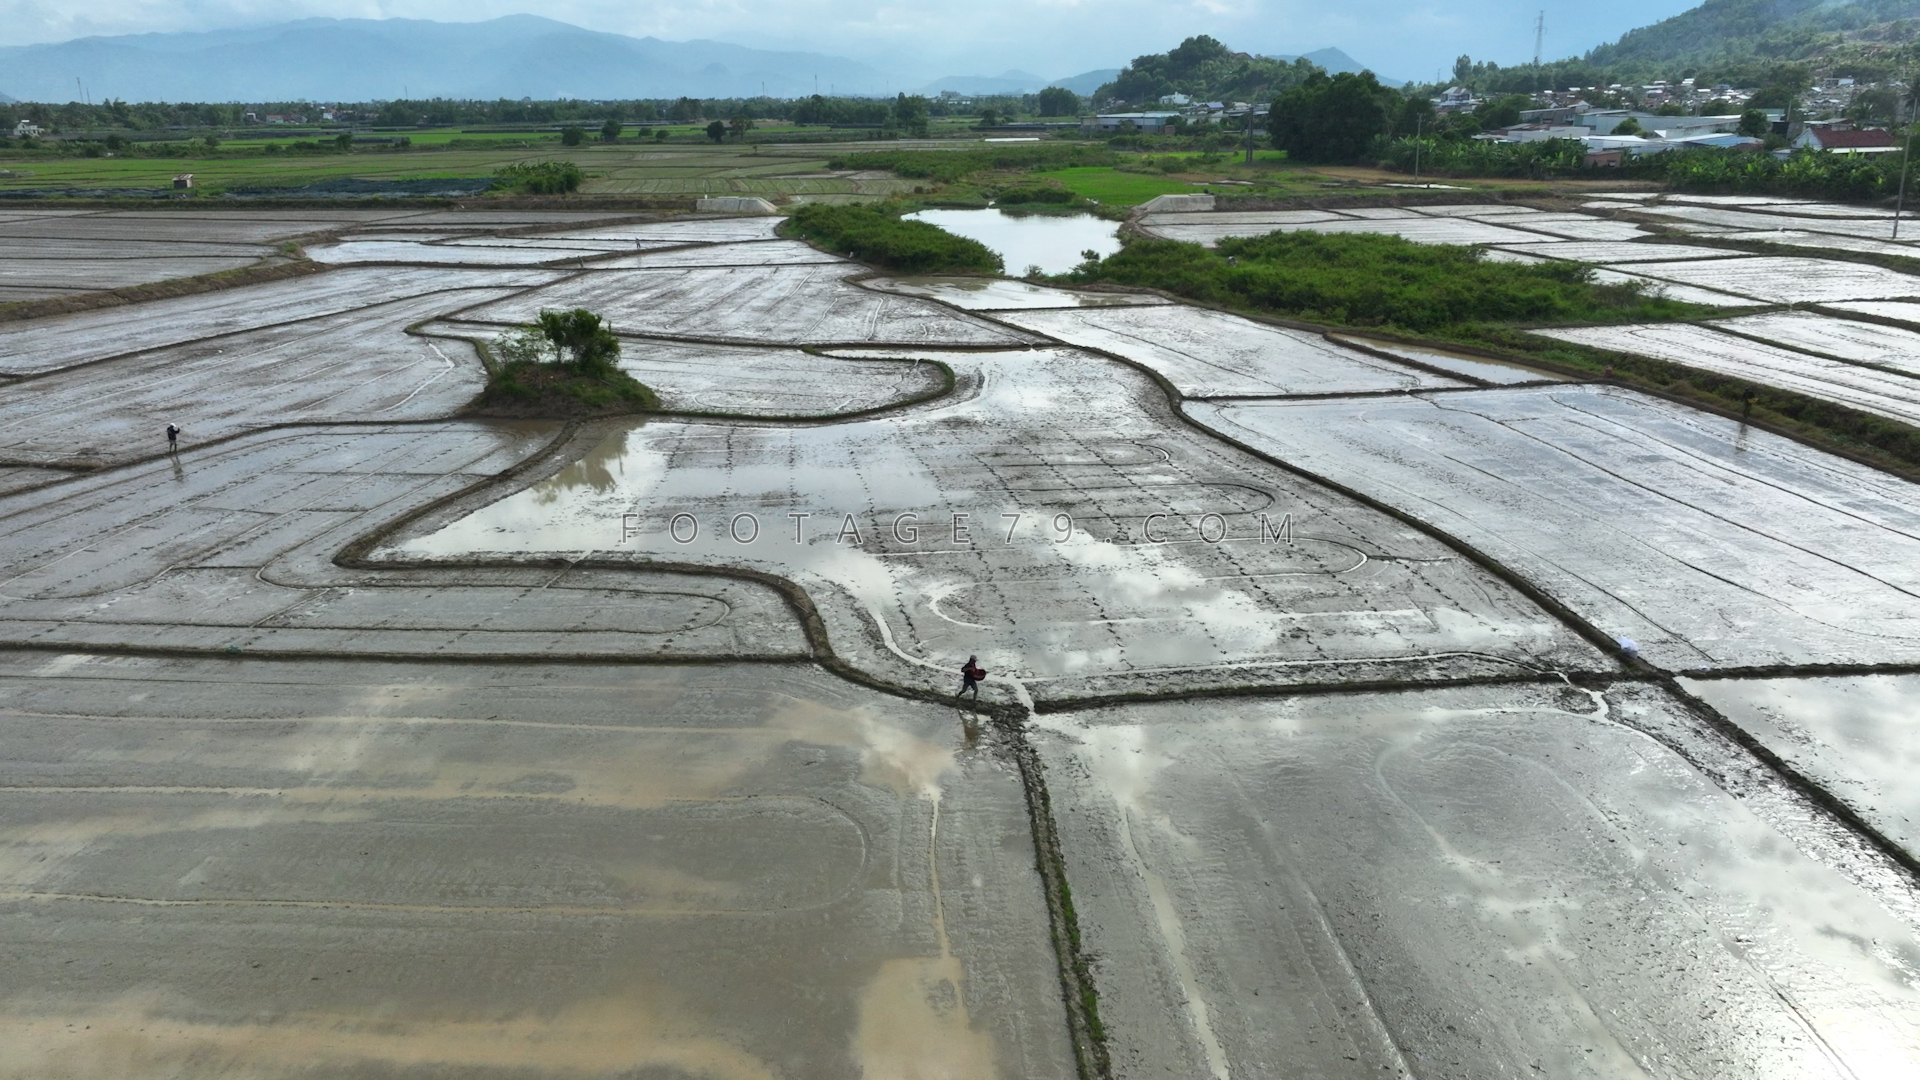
[1,1,1705,91]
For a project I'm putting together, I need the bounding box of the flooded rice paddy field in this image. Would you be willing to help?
[993,307,1469,396]
[1606,255,1920,304]
[1538,321,1920,427]
[1189,386,1920,670]
[1038,683,1920,1080]
[602,338,950,416]
[1322,334,1564,384]
[2,204,1920,1077]
[383,344,1605,702]
[1708,310,1920,371]
[453,263,1040,347]
[1150,195,1920,424]
[0,290,523,467]
[0,266,562,376]
[1683,674,1920,856]
[862,276,1171,310]
[0,654,1074,1080]
[0,421,803,659]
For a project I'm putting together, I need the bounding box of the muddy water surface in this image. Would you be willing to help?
[0,655,1075,1079]
[904,209,1120,275]
[1038,683,1920,1079]
[1684,673,1920,859]
[394,347,1602,699]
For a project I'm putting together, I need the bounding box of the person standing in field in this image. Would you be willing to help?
[955,655,986,702]
[166,423,180,453]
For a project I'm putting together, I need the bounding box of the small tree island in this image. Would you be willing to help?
[468,308,657,417]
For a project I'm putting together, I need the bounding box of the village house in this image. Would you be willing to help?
[1792,120,1899,154]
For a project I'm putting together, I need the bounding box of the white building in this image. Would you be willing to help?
[1518,106,1746,137]
[1480,124,1763,157]
[1082,112,1182,134]
[12,121,42,138]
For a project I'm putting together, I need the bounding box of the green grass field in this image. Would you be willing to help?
[0,134,1508,203]
[0,140,925,197]
[1033,151,1337,206]
[1032,167,1198,205]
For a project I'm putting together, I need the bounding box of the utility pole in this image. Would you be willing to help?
[1533,11,1546,95]
[1413,111,1422,186]
[1897,80,1913,240]
[1244,106,1255,164]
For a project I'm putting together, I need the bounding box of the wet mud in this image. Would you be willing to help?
[387,347,1603,702]
[1191,385,1920,670]
[0,654,1075,1080]
[1684,673,1920,860]
[6,205,1920,1080]
[1036,683,1920,1079]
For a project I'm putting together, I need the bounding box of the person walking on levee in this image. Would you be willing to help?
[955,655,987,703]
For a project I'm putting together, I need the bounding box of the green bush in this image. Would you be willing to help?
[1656,145,1895,200]
[473,360,655,416]
[489,160,584,194]
[1063,231,1706,331]
[1372,136,1906,202]
[993,181,1080,205]
[780,203,1003,273]
[1374,135,1588,177]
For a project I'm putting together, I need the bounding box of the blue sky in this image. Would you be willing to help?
[0,0,1704,83]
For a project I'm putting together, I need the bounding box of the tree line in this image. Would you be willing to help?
[1,88,1086,136]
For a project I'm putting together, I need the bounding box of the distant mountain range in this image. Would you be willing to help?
[0,16,1415,104]
[1279,47,1410,86]
[913,47,1395,102]
[0,15,890,102]
[920,71,1047,96]
[1051,70,1125,96]
[916,69,1122,96]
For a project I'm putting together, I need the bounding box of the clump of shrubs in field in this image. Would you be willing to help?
[781,203,1002,274]
[489,160,584,194]
[1063,231,1707,332]
[992,180,1081,207]
[472,308,655,416]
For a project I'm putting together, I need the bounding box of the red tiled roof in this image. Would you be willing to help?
[1812,128,1897,149]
